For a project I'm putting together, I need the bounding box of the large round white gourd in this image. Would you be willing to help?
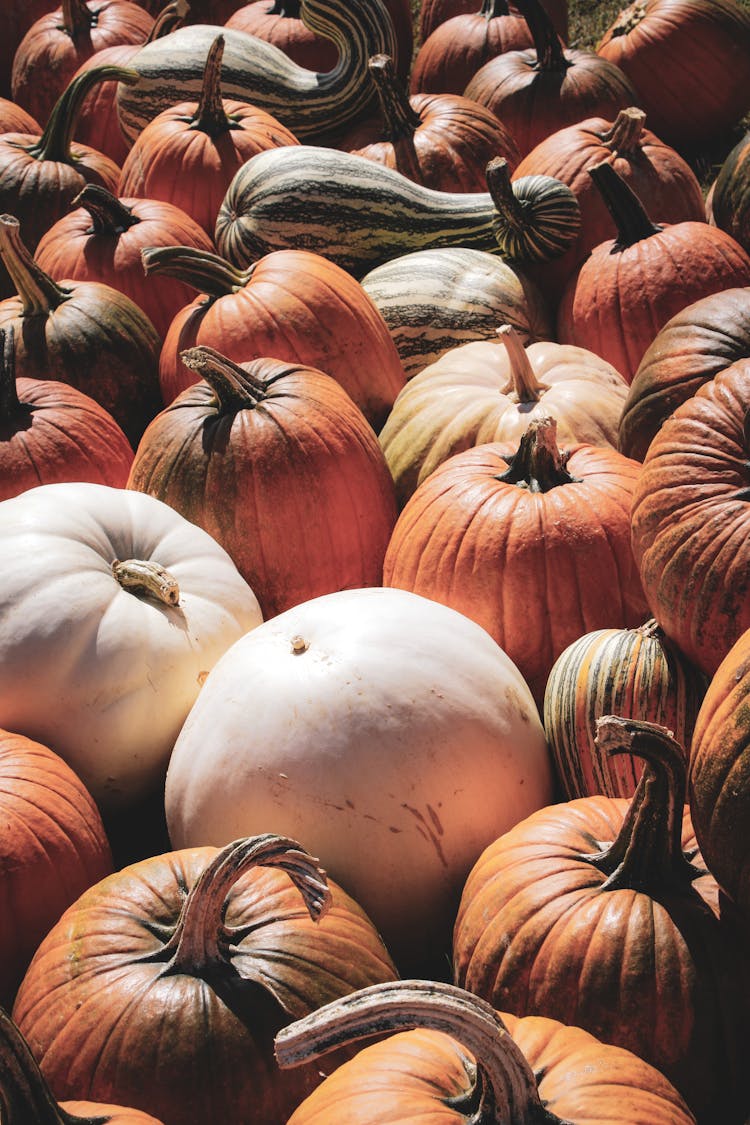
[0,482,262,810]
[165,587,554,973]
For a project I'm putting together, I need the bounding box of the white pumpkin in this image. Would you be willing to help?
[165,586,554,975]
[0,482,262,810]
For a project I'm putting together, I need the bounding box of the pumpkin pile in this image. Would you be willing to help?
[2,0,750,1121]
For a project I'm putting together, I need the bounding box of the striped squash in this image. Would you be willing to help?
[215,148,581,278]
[115,0,397,144]
[543,619,708,800]
[360,247,552,379]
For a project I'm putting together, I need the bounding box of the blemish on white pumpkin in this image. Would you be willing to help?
[197,670,209,687]
[290,635,309,654]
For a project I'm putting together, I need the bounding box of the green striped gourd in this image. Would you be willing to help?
[543,619,708,801]
[116,0,397,144]
[360,247,552,378]
[216,149,581,278]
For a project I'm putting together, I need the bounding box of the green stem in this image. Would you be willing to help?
[191,35,232,139]
[588,160,662,250]
[73,185,140,235]
[179,345,269,407]
[60,0,91,42]
[368,55,421,140]
[481,0,512,17]
[486,157,526,233]
[29,66,139,165]
[0,216,68,317]
[141,245,250,297]
[516,0,568,71]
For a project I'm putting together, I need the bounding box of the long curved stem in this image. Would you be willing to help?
[0,216,68,317]
[30,65,139,165]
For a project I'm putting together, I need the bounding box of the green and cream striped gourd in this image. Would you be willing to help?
[360,247,552,379]
[116,0,397,144]
[216,148,581,278]
[543,619,708,801]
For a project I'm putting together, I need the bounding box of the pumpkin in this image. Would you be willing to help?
[511,106,706,305]
[359,246,551,380]
[118,35,301,237]
[618,287,750,461]
[35,186,215,341]
[712,128,750,254]
[420,0,569,43]
[597,0,750,151]
[379,325,629,508]
[0,480,262,810]
[557,161,750,384]
[339,54,520,193]
[275,980,696,1124]
[2,0,61,100]
[144,244,405,430]
[0,1007,164,1124]
[164,585,554,976]
[543,618,708,800]
[0,215,162,447]
[0,326,133,499]
[115,0,398,145]
[12,835,398,1125]
[463,0,638,160]
[0,98,39,136]
[453,715,750,1123]
[410,0,534,97]
[127,346,398,619]
[10,0,152,127]
[0,728,112,1009]
[630,359,750,678]
[383,417,648,705]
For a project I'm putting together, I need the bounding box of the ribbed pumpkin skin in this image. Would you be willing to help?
[463,47,638,161]
[0,729,112,1009]
[597,0,750,151]
[118,99,301,237]
[0,97,39,134]
[341,91,520,193]
[543,620,707,800]
[128,358,398,619]
[410,8,533,96]
[712,130,750,254]
[0,376,134,499]
[11,0,153,127]
[360,247,551,380]
[631,361,750,677]
[379,337,628,507]
[35,196,215,341]
[419,0,569,43]
[618,287,750,461]
[557,223,750,384]
[453,793,750,1123]
[157,249,405,431]
[383,440,648,706]
[12,847,398,1125]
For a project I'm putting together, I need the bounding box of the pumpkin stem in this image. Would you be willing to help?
[495,415,578,492]
[601,107,646,156]
[585,716,703,891]
[0,216,68,316]
[0,1006,103,1125]
[486,157,526,233]
[29,65,139,166]
[158,835,331,977]
[147,0,189,41]
[0,328,22,421]
[60,0,91,43]
[141,245,250,297]
[192,35,233,139]
[587,160,662,250]
[481,0,512,18]
[267,0,303,16]
[497,325,546,402]
[73,185,141,236]
[275,980,570,1124]
[180,344,270,405]
[368,55,422,140]
[516,0,568,71]
[111,559,181,606]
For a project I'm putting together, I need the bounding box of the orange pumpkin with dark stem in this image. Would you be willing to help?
[420,0,568,44]
[0,728,112,1010]
[631,358,750,678]
[453,715,750,1124]
[35,186,215,341]
[557,161,750,383]
[275,980,696,1124]
[118,35,301,237]
[146,244,405,430]
[13,835,398,1125]
[128,346,398,619]
[383,415,648,706]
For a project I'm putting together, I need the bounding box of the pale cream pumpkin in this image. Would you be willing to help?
[379,325,628,507]
[0,482,262,810]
